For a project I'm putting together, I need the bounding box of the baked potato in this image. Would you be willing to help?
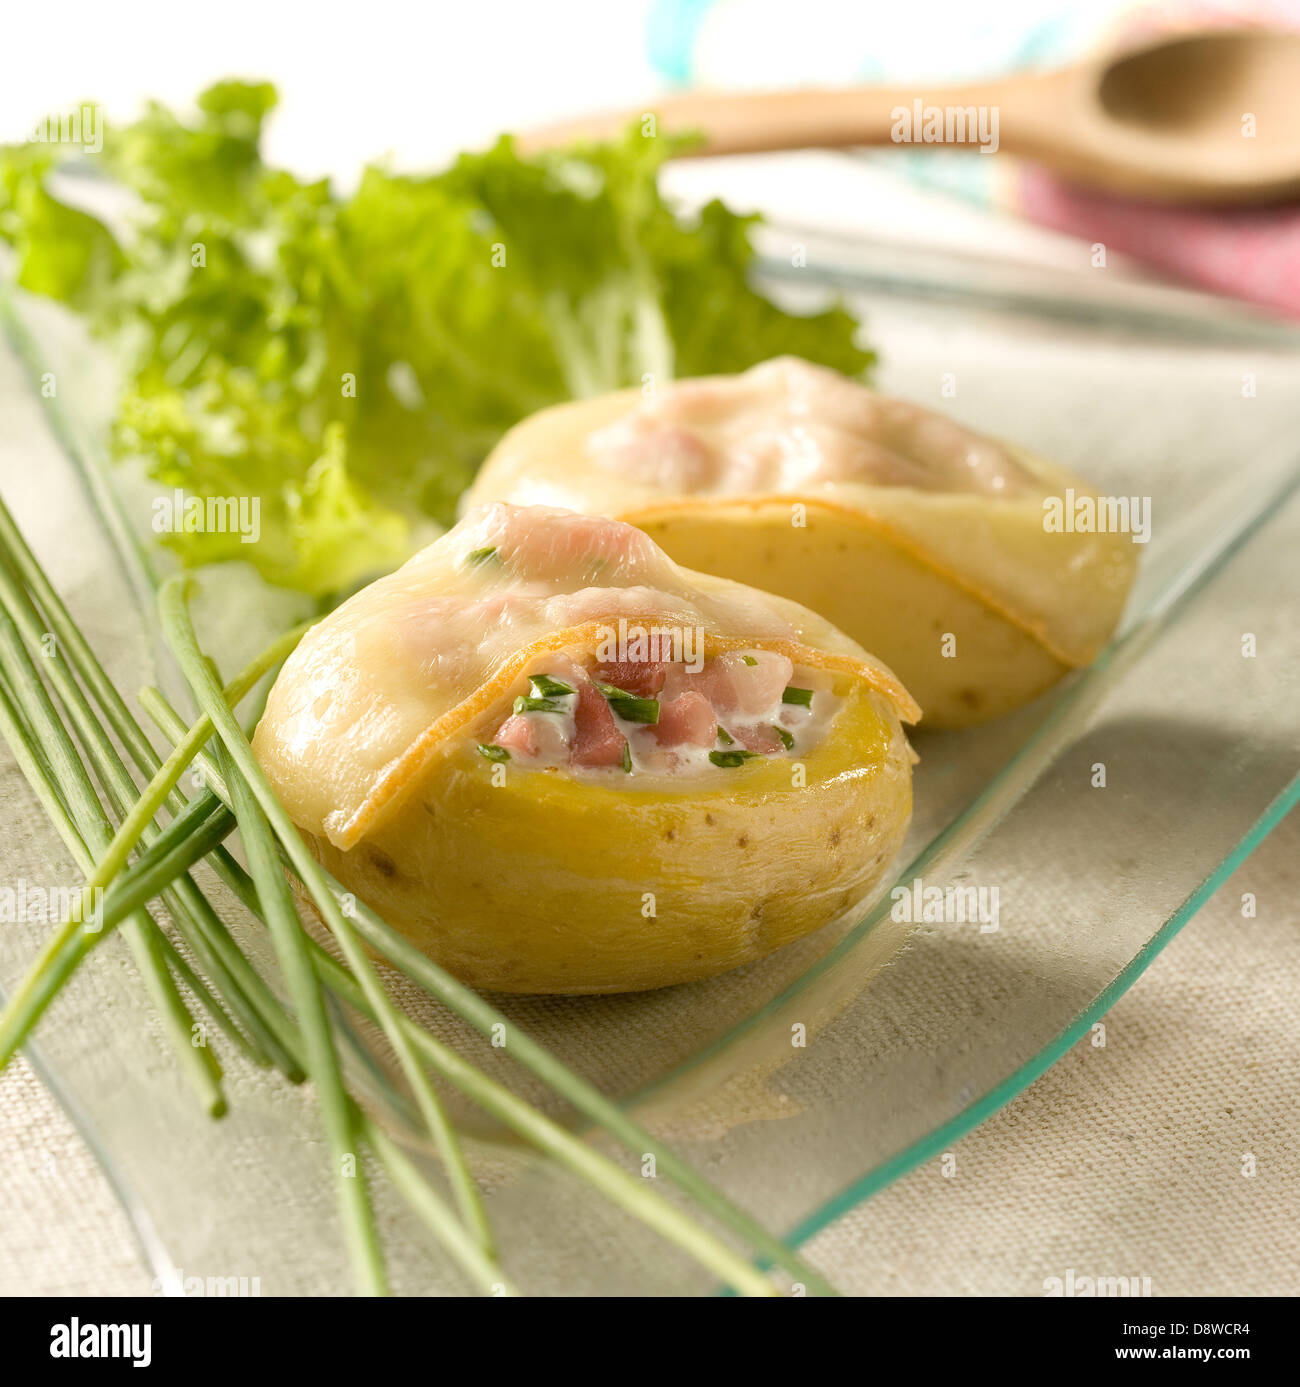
[253,503,917,993]
[463,357,1138,727]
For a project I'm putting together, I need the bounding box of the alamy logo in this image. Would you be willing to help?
[1044,1268,1153,1297]
[29,106,103,154]
[1043,489,1151,544]
[891,100,999,154]
[151,1268,262,1296]
[890,877,999,932]
[152,489,261,545]
[0,879,103,924]
[50,1319,150,1366]
[594,617,704,673]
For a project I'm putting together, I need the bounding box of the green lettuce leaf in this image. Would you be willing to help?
[0,81,874,597]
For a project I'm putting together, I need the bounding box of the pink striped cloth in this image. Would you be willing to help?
[1015,3,1300,318]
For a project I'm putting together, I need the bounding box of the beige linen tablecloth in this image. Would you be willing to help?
[3,814,1295,1296]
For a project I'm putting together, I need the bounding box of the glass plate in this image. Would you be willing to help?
[1,222,1298,1295]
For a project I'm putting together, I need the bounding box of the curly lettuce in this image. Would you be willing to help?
[0,81,874,597]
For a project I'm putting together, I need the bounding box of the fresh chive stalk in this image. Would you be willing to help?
[773,725,795,751]
[11,568,303,1054]
[0,596,224,1115]
[477,744,511,763]
[0,560,507,1287]
[0,528,509,1290]
[0,600,304,1071]
[0,493,307,1076]
[2,653,507,1293]
[359,1117,517,1297]
[782,686,813,708]
[0,787,236,1069]
[151,931,266,1066]
[161,577,496,1270]
[217,740,387,1295]
[0,494,179,777]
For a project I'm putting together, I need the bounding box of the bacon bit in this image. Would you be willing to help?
[652,692,716,747]
[594,660,668,697]
[571,676,628,768]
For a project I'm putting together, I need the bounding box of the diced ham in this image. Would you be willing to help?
[730,723,784,754]
[594,660,668,696]
[490,682,576,759]
[571,676,628,768]
[488,648,803,775]
[492,714,537,757]
[670,650,793,718]
[652,692,716,748]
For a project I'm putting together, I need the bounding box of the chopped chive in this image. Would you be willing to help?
[593,680,634,699]
[773,725,795,750]
[783,686,814,708]
[607,695,659,725]
[477,744,511,763]
[620,741,632,773]
[595,681,660,724]
[464,546,498,568]
[709,749,758,768]
[513,695,564,715]
[741,655,757,666]
[716,726,734,746]
[528,673,573,698]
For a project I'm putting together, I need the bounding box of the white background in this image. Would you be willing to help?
[0,0,662,182]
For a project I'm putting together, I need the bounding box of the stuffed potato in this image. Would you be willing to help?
[254,503,918,993]
[464,357,1138,727]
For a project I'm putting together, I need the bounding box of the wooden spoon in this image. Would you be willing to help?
[518,29,1300,205]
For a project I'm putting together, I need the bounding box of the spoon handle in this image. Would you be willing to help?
[517,78,1044,158]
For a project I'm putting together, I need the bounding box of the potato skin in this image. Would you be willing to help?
[631,501,1076,729]
[303,682,912,994]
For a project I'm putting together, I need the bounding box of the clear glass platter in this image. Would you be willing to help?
[1,227,1298,1295]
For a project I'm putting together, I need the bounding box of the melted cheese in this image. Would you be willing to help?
[463,358,1138,668]
[253,503,917,849]
[586,357,1035,497]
